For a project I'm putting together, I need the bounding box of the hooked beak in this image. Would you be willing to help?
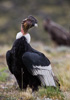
[34,23,38,27]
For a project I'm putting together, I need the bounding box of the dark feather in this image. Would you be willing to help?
[6,36,60,90]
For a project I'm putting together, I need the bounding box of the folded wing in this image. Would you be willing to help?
[22,52,56,87]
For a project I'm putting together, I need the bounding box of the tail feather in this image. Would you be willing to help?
[53,76,60,88]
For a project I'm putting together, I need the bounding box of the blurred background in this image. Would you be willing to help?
[0,0,70,44]
[0,0,70,100]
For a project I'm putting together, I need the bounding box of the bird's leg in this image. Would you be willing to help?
[21,68,24,90]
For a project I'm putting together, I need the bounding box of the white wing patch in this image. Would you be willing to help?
[32,64,56,87]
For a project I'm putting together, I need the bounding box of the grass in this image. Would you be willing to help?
[0,86,34,100]
[0,95,16,100]
[53,58,70,91]
[38,87,64,100]
[0,66,64,100]
[0,45,70,99]
[0,67,9,82]
[0,85,64,100]
[0,72,8,82]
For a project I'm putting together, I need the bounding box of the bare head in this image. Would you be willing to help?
[21,15,38,34]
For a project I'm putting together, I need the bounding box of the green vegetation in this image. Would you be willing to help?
[0,72,8,82]
[0,0,70,45]
[0,45,70,99]
[0,67,8,82]
[38,87,64,100]
[0,95,16,100]
[0,0,70,99]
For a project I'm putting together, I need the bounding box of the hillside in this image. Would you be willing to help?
[0,1,70,100]
[0,0,70,45]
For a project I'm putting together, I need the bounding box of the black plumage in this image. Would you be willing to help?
[6,16,60,91]
[6,36,51,90]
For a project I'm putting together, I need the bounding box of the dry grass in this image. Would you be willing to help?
[0,86,34,100]
[0,44,70,100]
[33,44,70,99]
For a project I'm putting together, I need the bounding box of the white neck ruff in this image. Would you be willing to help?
[16,32,31,43]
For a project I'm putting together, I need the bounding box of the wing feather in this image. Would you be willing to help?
[22,52,56,87]
[6,51,13,74]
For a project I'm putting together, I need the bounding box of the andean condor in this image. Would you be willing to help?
[6,16,60,91]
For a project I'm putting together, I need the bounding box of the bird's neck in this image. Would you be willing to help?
[21,24,28,35]
[16,32,31,43]
[16,24,31,43]
[21,25,25,35]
